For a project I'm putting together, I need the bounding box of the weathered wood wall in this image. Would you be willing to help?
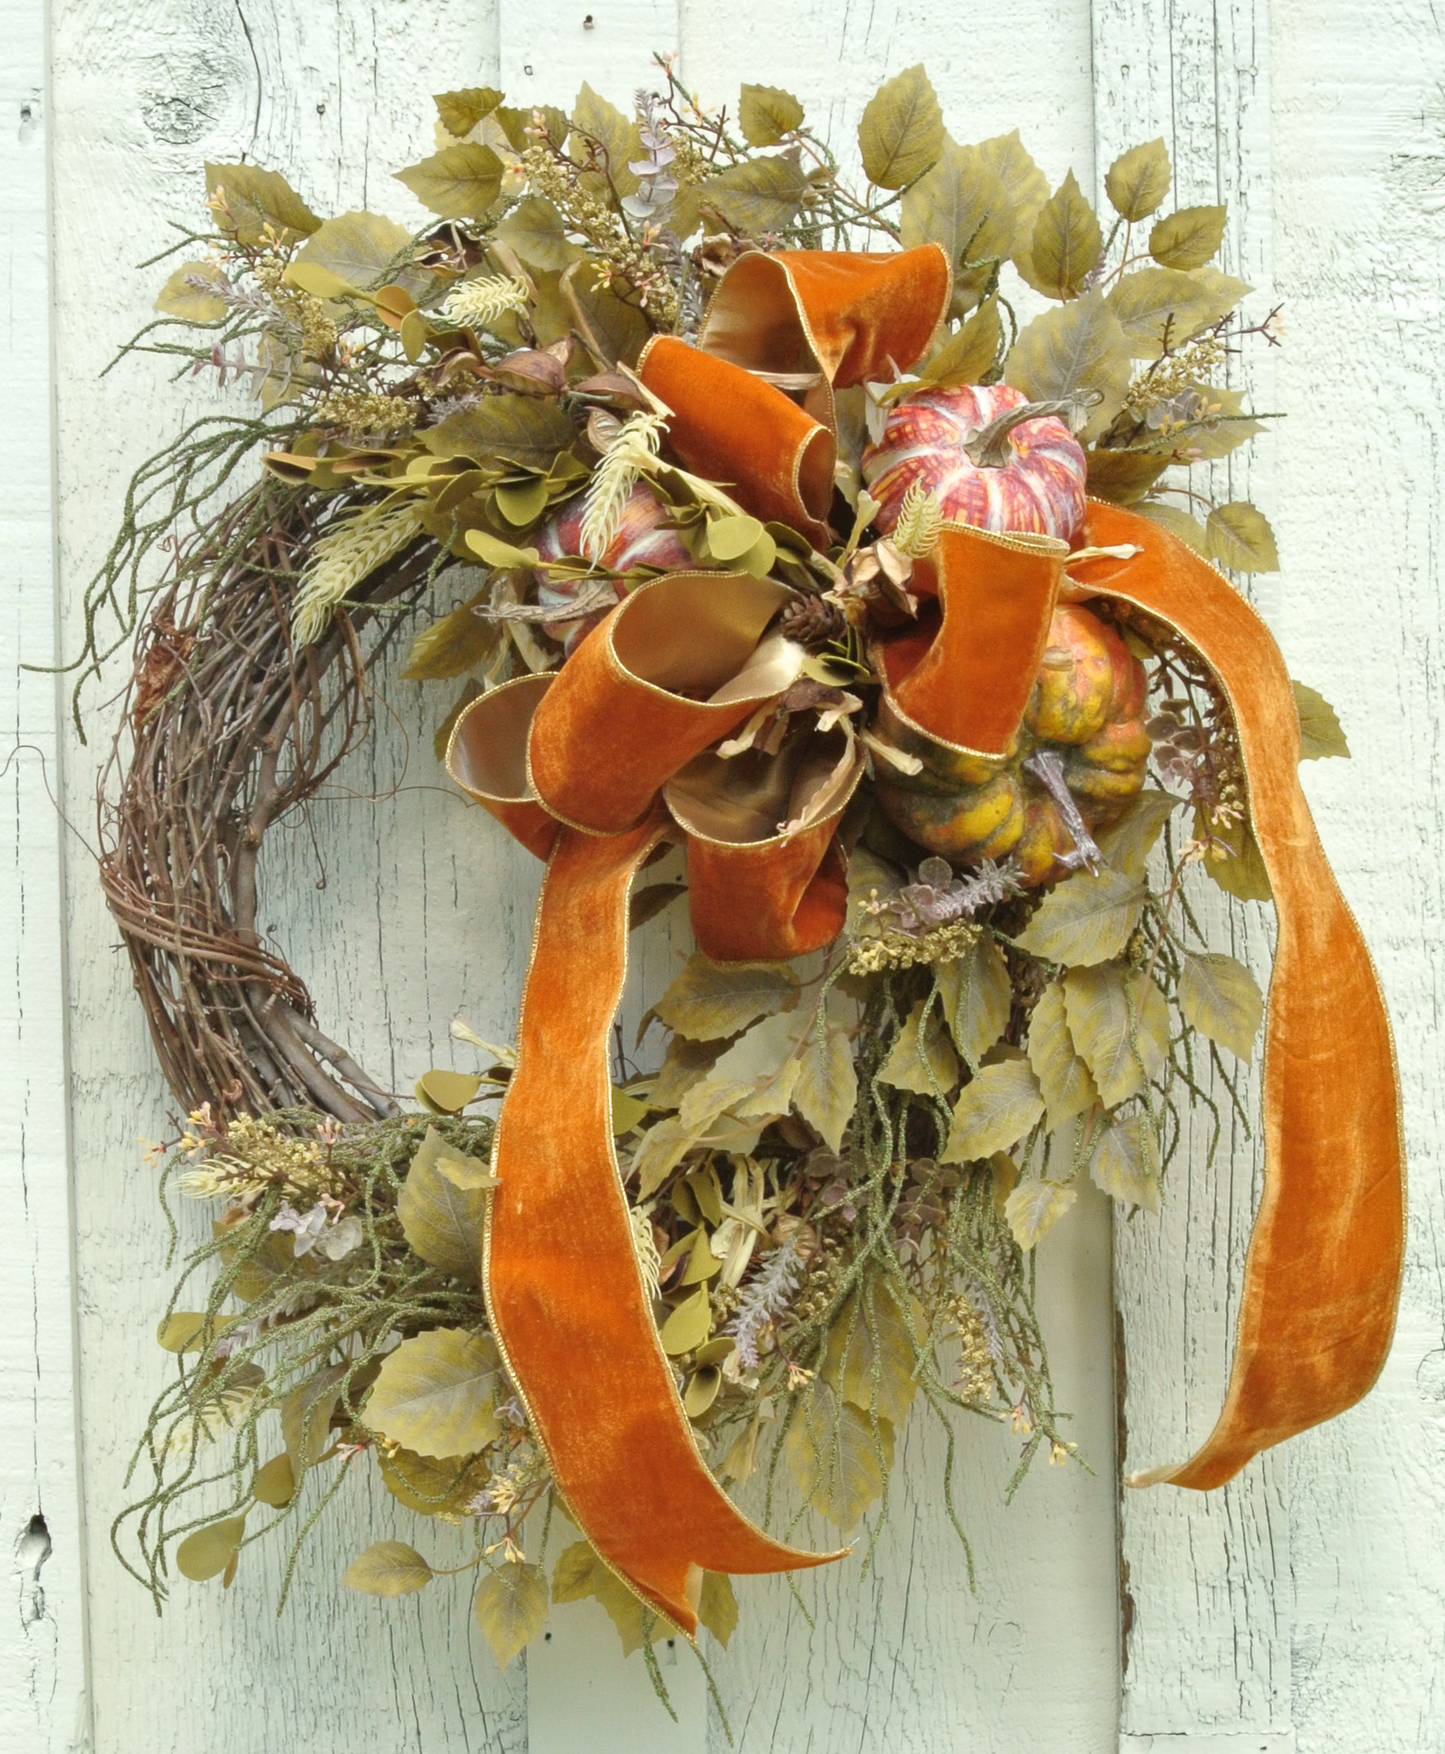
[6,0,1442,1747]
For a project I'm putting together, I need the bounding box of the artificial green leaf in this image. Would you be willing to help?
[292,211,412,291]
[414,1068,484,1113]
[654,953,799,1040]
[792,996,859,1151]
[631,1116,696,1200]
[901,141,1011,269]
[402,601,497,681]
[1105,139,1171,221]
[561,258,652,368]
[1004,1179,1077,1250]
[1024,171,1102,299]
[610,1085,649,1136]
[647,1034,721,1112]
[1205,501,1279,572]
[1063,962,1169,1107]
[1292,681,1351,760]
[822,1283,928,1426]
[705,513,766,561]
[918,297,1003,386]
[942,1059,1046,1163]
[1133,499,1210,555]
[1189,266,1252,329]
[176,1515,247,1582]
[363,1328,502,1457]
[878,999,959,1095]
[464,530,542,568]
[570,83,641,198]
[936,935,1012,1067]
[557,1540,661,1654]
[494,103,570,153]
[495,478,549,526]
[1091,1115,1161,1210]
[1085,446,1171,505]
[739,83,804,146]
[1196,806,1273,902]
[400,309,430,362]
[550,1539,600,1604]
[1026,981,1099,1130]
[700,154,809,233]
[434,87,504,137]
[495,196,575,271]
[687,1009,801,1125]
[974,130,1050,260]
[155,260,228,322]
[785,1383,893,1530]
[397,1125,488,1278]
[1149,204,1227,269]
[395,144,505,220]
[377,1445,480,1515]
[858,64,944,189]
[250,1452,295,1508]
[660,1284,712,1356]
[156,1311,231,1353]
[1014,868,1147,967]
[1096,788,1182,880]
[422,395,576,468]
[344,1539,435,1597]
[475,1562,549,1669]
[1004,292,1133,440]
[629,880,687,932]
[204,162,320,244]
[1177,952,1264,1061]
[684,1365,722,1416]
[698,1571,739,1646]
[1108,267,1216,357]
[1179,384,1264,460]
[282,1363,347,1472]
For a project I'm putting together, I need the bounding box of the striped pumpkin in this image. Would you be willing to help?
[534,484,693,653]
[872,604,1150,885]
[862,383,1087,543]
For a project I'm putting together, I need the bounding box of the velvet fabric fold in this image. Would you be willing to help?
[487,816,841,1632]
[1072,502,1406,1487]
[446,577,857,1632]
[875,522,1068,756]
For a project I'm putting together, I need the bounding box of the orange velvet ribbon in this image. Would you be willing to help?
[445,247,1404,1629]
[1071,504,1405,1488]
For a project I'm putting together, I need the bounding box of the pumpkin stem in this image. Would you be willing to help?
[963,399,1082,468]
[1023,750,1105,874]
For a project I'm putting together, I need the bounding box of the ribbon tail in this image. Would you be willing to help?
[1078,504,1406,1490]
[488,818,844,1633]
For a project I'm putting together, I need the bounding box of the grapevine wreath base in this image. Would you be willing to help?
[93,61,1404,1690]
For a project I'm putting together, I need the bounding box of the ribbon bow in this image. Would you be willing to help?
[446,247,1404,1633]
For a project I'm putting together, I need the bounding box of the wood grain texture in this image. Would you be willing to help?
[1091,1,1293,1742]
[1272,2,1445,1749]
[0,1,92,1748]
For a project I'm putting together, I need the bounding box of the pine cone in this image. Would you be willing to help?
[777,594,846,651]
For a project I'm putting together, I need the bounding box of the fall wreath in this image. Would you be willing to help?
[88,58,1404,1698]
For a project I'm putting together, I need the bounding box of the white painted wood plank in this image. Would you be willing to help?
[1090,2,1292,1743]
[0,1,92,1747]
[1271,2,1445,1749]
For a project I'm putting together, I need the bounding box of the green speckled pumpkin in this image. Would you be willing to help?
[873,604,1151,885]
